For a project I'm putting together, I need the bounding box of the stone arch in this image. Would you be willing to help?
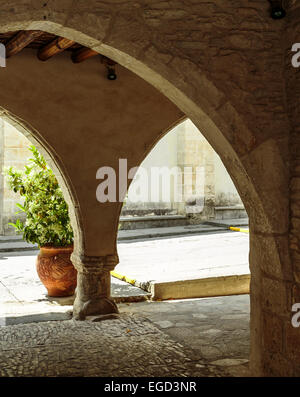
[0,17,286,247]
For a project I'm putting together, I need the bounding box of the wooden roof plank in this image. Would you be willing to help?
[37,36,75,61]
[5,30,43,58]
[71,47,99,63]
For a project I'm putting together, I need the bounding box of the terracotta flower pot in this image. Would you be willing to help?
[36,245,77,297]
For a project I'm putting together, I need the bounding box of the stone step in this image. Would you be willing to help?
[204,218,249,228]
[0,235,24,243]
[0,224,229,252]
[117,224,227,241]
[214,206,248,221]
[119,214,189,230]
[0,240,38,252]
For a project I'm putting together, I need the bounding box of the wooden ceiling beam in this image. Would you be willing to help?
[5,30,43,58]
[37,37,75,61]
[71,47,98,63]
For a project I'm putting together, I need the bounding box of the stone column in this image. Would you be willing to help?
[71,252,119,320]
[249,224,296,376]
[283,0,300,377]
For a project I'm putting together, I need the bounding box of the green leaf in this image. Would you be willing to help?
[3,145,74,247]
[15,203,26,212]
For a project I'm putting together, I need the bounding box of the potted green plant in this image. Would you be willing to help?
[5,145,77,297]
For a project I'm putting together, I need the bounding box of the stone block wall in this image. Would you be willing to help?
[0,119,31,235]
[177,119,245,221]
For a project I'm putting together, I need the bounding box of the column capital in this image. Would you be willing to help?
[71,252,119,273]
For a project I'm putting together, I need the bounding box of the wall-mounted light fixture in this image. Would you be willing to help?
[268,0,286,19]
[107,66,117,80]
[101,56,117,80]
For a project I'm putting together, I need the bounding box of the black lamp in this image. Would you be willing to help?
[107,66,117,80]
[101,55,117,80]
[269,0,286,19]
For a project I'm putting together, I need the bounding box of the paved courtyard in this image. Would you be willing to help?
[0,295,250,377]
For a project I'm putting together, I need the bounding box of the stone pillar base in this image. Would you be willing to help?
[73,296,119,320]
[71,252,119,320]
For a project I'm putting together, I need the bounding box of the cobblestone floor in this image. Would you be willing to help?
[0,295,250,377]
[0,315,227,377]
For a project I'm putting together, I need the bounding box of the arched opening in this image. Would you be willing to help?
[0,112,83,321]
[0,109,81,249]
[114,117,250,375]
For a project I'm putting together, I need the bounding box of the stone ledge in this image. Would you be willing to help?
[120,215,187,222]
[119,214,189,230]
[215,205,245,211]
[150,274,250,301]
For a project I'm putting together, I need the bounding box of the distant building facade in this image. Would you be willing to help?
[123,119,247,222]
[0,119,30,235]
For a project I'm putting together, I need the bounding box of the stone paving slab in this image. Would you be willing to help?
[0,315,226,377]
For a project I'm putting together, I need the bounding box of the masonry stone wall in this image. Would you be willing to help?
[176,119,245,222]
[0,120,31,235]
